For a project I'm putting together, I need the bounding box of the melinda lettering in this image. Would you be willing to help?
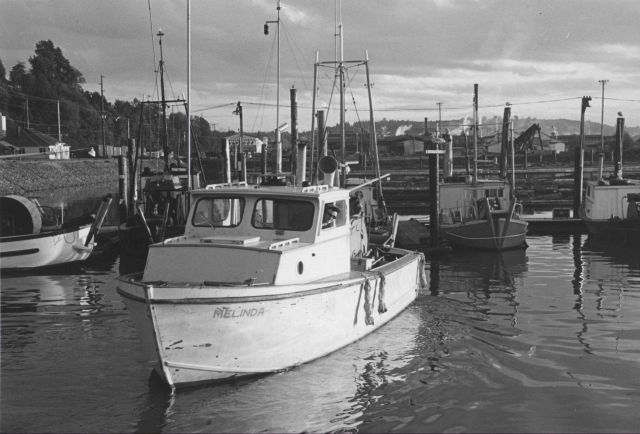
[213,306,265,319]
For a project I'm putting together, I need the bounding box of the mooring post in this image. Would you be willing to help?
[573,96,591,218]
[426,146,445,249]
[613,114,624,180]
[126,138,136,218]
[117,155,129,222]
[261,139,268,178]
[290,86,298,184]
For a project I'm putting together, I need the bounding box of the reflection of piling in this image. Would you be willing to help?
[573,96,591,218]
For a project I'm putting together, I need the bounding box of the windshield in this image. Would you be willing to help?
[252,199,314,231]
[192,197,245,227]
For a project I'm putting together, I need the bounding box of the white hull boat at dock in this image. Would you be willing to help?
[1,194,111,270]
[1,225,94,269]
[118,174,426,388]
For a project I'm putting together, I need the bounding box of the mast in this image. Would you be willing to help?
[187,0,192,188]
[310,53,318,184]
[264,0,282,173]
[338,8,346,187]
[365,51,386,216]
[157,30,169,172]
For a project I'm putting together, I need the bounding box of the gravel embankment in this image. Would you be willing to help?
[0,159,118,196]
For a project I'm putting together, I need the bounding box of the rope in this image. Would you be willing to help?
[363,278,374,325]
[418,254,428,289]
[377,273,387,313]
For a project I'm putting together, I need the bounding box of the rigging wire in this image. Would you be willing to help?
[251,24,279,132]
[280,23,309,93]
[147,0,160,101]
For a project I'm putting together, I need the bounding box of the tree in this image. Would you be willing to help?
[0,58,8,114]
[0,58,6,83]
[29,40,84,90]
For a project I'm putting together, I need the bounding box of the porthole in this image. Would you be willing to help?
[297,261,304,275]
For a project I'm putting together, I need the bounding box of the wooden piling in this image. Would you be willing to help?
[426,147,445,249]
[573,96,591,218]
[290,86,298,184]
[117,155,129,220]
[614,115,624,180]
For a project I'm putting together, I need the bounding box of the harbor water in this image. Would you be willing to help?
[2,232,639,432]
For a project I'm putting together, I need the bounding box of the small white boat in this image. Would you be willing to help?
[581,179,640,243]
[0,194,111,270]
[579,114,640,245]
[117,172,427,388]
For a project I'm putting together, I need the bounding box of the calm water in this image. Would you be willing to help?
[1,235,639,433]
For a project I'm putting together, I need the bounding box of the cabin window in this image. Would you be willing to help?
[252,199,314,231]
[484,188,503,198]
[321,200,347,230]
[192,197,245,227]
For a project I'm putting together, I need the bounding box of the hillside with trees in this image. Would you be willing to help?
[0,40,229,156]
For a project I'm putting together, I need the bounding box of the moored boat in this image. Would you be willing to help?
[436,87,527,251]
[579,114,640,244]
[0,194,111,270]
[439,178,528,250]
[117,170,427,388]
[581,182,639,243]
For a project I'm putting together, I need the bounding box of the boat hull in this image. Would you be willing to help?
[117,250,424,388]
[582,218,640,244]
[0,224,94,269]
[442,218,528,250]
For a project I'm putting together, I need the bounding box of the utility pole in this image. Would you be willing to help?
[57,100,61,142]
[100,75,105,157]
[436,102,443,137]
[598,79,608,179]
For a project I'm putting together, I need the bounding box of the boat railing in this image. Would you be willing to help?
[301,185,330,193]
[205,181,249,190]
[268,237,300,250]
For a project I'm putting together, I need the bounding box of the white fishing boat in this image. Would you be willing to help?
[117,166,427,388]
[0,194,111,270]
[580,114,640,244]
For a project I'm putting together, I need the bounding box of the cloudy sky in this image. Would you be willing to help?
[2,0,639,134]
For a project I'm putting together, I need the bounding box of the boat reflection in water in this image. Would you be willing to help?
[428,248,528,297]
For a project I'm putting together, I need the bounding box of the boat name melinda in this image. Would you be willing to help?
[117,170,427,388]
